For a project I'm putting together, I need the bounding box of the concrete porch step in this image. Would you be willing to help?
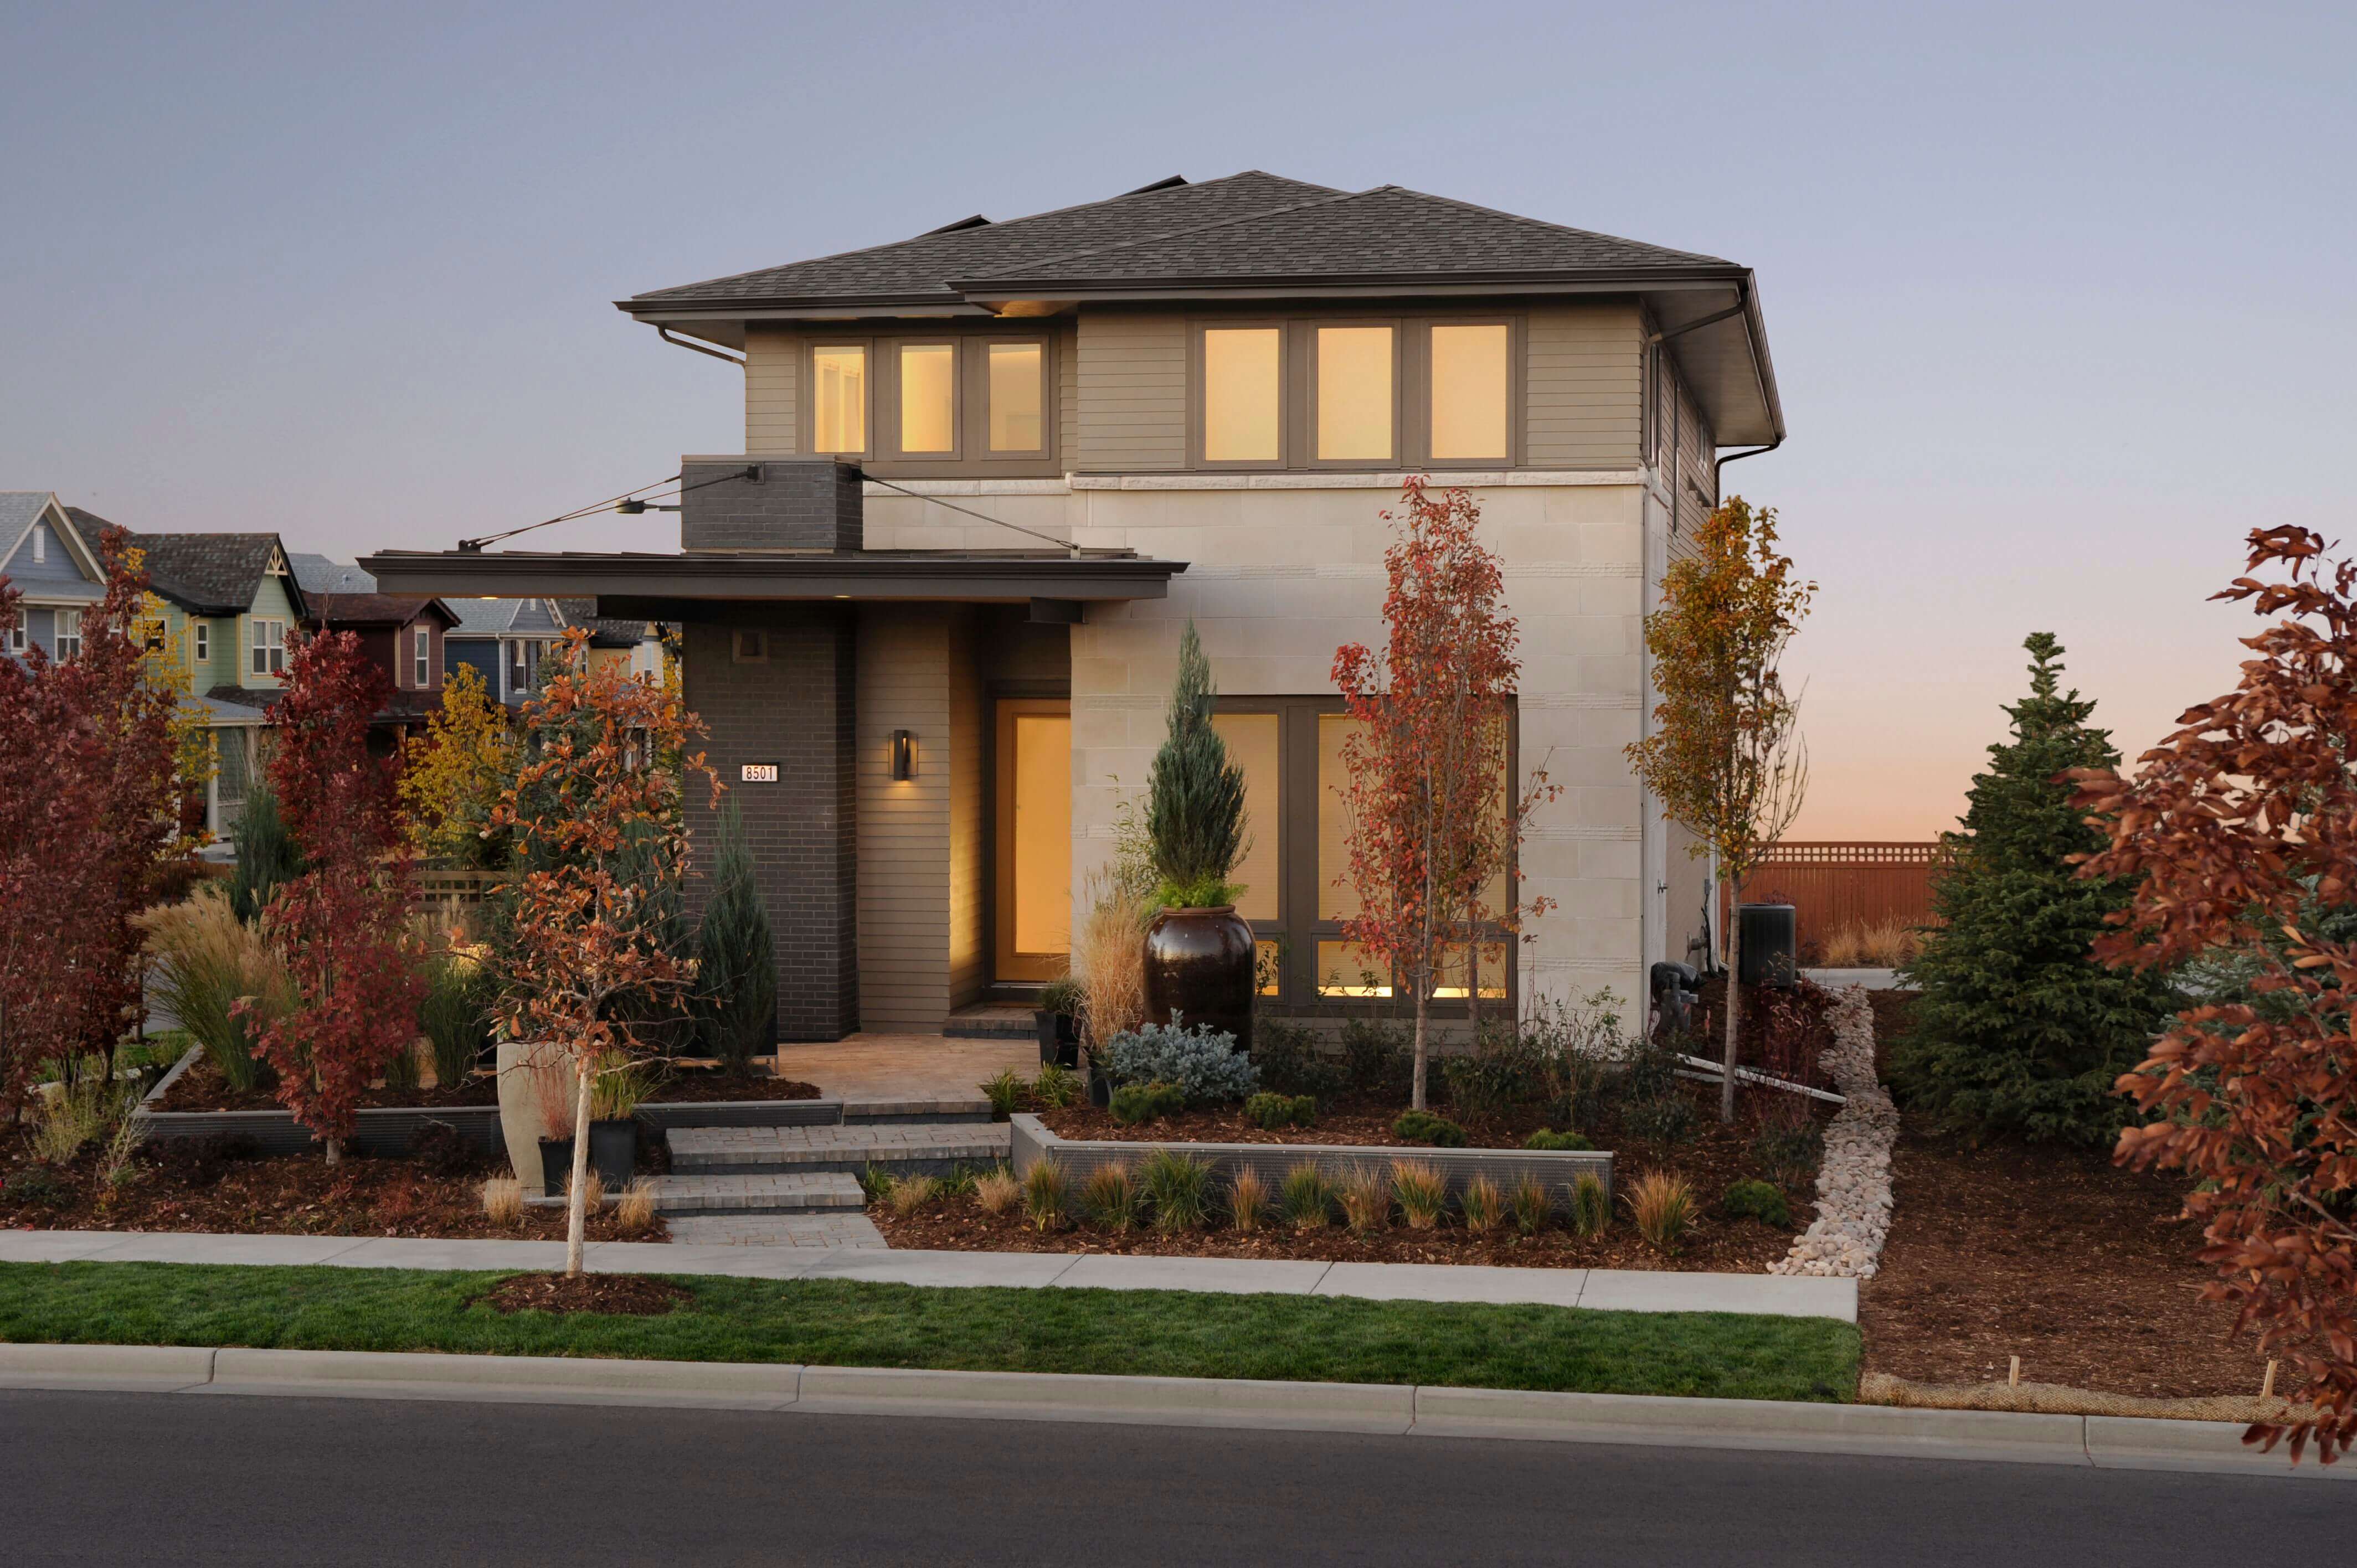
[649,1171,865,1216]
[942,1005,1037,1041]
[669,1122,1010,1177]
[841,1096,995,1125]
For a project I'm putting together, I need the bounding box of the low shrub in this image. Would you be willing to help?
[1031,1061,1080,1110]
[1109,1081,1185,1126]
[1510,1173,1552,1235]
[30,1069,117,1165]
[1227,1168,1271,1233]
[1022,1157,1069,1232]
[1252,1020,1349,1100]
[1080,1163,1141,1231]
[889,1174,942,1218]
[480,1175,523,1226]
[974,1167,1021,1217]
[1522,1128,1593,1152]
[1442,1035,1547,1123]
[1458,1173,1505,1235]
[1140,1147,1213,1233]
[980,1070,1026,1120]
[1281,1162,1332,1230]
[1038,974,1085,1018]
[1338,1163,1391,1233]
[1245,1091,1316,1131]
[1391,1159,1449,1230]
[1622,1092,1698,1153]
[1102,1019,1259,1106]
[5,1165,69,1207]
[1341,1019,1413,1096]
[1392,1109,1467,1148]
[615,1176,658,1235]
[1748,1097,1825,1187]
[406,1120,482,1177]
[1628,1171,1694,1252]
[1721,1179,1792,1229]
[1569,1171,1611,1238]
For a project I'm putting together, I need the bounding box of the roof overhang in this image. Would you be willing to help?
[361,549,1186,608]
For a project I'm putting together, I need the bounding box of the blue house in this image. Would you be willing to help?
[0,492,104,659]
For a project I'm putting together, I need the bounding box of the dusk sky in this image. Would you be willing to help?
[5,2,2349,837]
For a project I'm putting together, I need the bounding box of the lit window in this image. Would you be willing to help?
[414,626,431,688]
[1202,328,1280,462]
[1208,712,1280,922]
[1316,326,1393,462]
[987,342,1044,452]
[56,609,84,662]
[1429,324,1509,461]
[898,344,955,453]
[811,345,867,453]
[249,618,284,676]
[1316,713,1362,922]
[194,622,209,664]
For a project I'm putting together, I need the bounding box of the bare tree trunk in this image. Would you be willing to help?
[1465,920,1483,1048]
[325,1136,342,1167]
[1412,972,1430,1112]
[564,1059,594,1277]
[1721,916,1742,1123]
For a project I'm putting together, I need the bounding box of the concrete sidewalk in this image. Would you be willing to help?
[0,1229,1856,1321]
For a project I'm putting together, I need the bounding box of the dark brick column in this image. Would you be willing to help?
[682,610,858,1041]
[680,460,862,551]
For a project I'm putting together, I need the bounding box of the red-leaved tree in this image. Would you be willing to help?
[0,528,184,1110]
[2073,524,2357,1464]
[1332,479,1557,1109]
[487,631,714,1276]
[238,629,422,1163]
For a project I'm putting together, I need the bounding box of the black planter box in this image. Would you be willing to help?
[1035,1010,1080,1068]
[589,1118,638,1189]
[538,1138,573,1197]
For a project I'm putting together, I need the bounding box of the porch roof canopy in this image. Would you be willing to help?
[361,546,1186,622]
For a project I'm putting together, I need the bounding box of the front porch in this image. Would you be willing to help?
[773,1031,1036,1106]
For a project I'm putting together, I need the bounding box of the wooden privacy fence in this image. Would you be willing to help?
[1723,842,1948,943]
[411,868,503,926]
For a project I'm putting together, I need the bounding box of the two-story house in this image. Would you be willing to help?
[369,172,1783,1044]
[1,493,105,661]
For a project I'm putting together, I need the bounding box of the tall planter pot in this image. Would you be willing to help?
[496,1038,572,1193]
[1141,906,1256,1054]
[588,1118,639,1190]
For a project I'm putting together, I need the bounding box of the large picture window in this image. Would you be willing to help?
[1201,327,1282,462]
[987,342,1044,452]
[805,332,1053,473]
[1315,325,1394,463]
[1428,323,1510,461]
[1195,317,1517,470]
[249,617,284,677]
[811,345,868,455]
[897,343,956,455]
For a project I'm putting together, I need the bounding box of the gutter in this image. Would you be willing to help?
[655,326,744,368]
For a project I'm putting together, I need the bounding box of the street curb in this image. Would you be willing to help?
[0,1343,2344,1478]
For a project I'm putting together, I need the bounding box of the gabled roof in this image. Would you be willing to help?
[125,531,308,619]
[2,493,106,594]
[308,591,459,629]
[625,172,1339,311]
[445,596,563,636]
[289,553,377,595]
[555,596,666,648]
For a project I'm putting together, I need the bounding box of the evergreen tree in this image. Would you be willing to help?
[1893,633,2176,1144]
[697,798,776,1071]
[228,777,303,924]
[1146,621,1248,906]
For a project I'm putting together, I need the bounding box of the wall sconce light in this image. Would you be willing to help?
[891,729,916,781]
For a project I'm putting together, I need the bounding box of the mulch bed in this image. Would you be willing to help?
[153,1055,820,1114]
[0,1133,667,1243]
[1856,989,2270,1400]
[476,1272,690,1316]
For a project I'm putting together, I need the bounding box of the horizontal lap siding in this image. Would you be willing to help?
[857,608,954,1030]
[747,329,799,456]
[1526,305,1643,468]
[1077,313,1187,472]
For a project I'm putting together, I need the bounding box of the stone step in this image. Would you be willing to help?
[669,1122,1010,1177]
[649,1171,866,1216]
[941,1004,1037,1040]
[841,1096,995,1125]
[665,1213,888,1250]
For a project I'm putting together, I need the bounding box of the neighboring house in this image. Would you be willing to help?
[0,493,104,660]
[369,171,1784,1043]
[304,590,461,733]
[556,599,671,683]
[441,596,568,704]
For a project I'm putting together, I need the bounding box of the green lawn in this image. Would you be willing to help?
[0,1261,1857,1402]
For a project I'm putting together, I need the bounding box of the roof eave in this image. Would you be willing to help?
[359,550,1187,605]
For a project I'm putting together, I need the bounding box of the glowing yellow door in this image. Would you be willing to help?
[994,699,1070,981]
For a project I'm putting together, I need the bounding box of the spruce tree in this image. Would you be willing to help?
[1892,633,2176,1144]
[1145,621,1248,906]
[696,798,776,1071]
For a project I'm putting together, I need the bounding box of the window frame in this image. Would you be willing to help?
[1189,319,1291,470]
[806,340,874,459]
[249,616,285,678]
[1411,315,1523,470]
[979,336,1051,458]
[1306,318,1403,469]
[413,625,432,688]
[56,608,84,662]
[193,621,208,667]
[801,328,1061,477]
[884,339,963,463]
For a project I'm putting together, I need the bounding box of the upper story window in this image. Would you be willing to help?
[56,609,84,662]
[5,620,24,655]
[987,343,1043,452]
[193,621,209,665]
[30,525,44,565]
[898,343,956,455]
[250,617,285,677]
[1193,316,1519,471]
[413,626,431,688]
[811,345,868,455]
[805,332,1054,471]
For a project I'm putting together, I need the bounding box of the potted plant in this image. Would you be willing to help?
[586,1051,653,1189]
[1140,623,1256,1053]
[1036,975,1083,1067]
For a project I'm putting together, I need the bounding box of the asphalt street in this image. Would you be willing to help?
[2,1389,2344,1565]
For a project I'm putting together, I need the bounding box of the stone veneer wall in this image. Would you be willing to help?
[681,613,858,1040]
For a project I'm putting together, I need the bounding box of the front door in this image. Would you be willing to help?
[993,698,1071,981]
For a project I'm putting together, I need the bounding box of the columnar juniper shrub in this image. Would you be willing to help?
[1721,1179,1791,1229]
[1080,1162,1142,1232]
[1569,1171,1612,1238]
[1102,1020,1258,1105]
[1144,622,1250,909]
[1282,1162,1332,1231]
[696,798,777,1072]
[1392,1108,1467,1148]
[1109,1081,1185,1126]
[1140,1147,1214,1233]
[1246,1092,1317,1130]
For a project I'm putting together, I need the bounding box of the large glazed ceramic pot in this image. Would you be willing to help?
[496,1038,572,1192]
[1141,906,1256,1054]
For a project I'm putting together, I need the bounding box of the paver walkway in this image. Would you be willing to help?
[0,1230,1856,1321]
[773,1033,1034,1104]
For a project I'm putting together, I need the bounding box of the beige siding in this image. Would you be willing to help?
[745,328,799,456]
[948,611,987,1009]
[855,607,953,1030]
[1525,303,1643,468]
[1057,320,1079,469]
[1076,312,1187,472]
[1665,818,1713,967]
[1674,371,1714,537]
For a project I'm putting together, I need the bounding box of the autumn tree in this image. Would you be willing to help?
[2073,525,2357,1464]
[0,529,185,1108]
[1332,479,1556,1110]
[1625,497,1813,1121]
[239,629,423,1162]
[399,661,518,866]
[486,631,714,1276]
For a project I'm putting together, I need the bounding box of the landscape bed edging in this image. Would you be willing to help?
[1009,1114,1614,1201]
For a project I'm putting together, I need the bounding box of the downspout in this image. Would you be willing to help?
[656,326,747,369]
